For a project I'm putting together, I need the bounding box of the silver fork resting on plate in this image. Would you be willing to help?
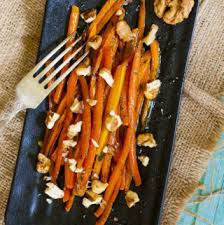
[0,32,89,130]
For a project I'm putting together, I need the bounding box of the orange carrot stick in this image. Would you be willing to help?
[63,188,71,202]
[92,49,103,75]
[120,166,126,190]
[150,40,160,81]
[125,161,132,191]
[65,149,75,189]
[95,127,132,218]
[53,6,80,104]
[88,0,122,38]
[44,111,66,156]
[76,77,91,168]
[89,76,97,99]
[141,99,151,128]
[101,153,112,183]
[52,110,73,182]
[66,70,78,107]
[95,178,121,225]
[138,0,146,40]
[65,194,75,212]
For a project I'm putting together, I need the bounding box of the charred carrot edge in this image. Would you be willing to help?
[95,178,122,225]
[52,110,73,182]
[76,76,91,168]
[138,0,146,40]
[63,188,71,202]
[65,194,75,212]
[53,6,80,104]
[88,0,121,38]
[43,110,66,156]
[150,40,160,81]
[65,149,75,189]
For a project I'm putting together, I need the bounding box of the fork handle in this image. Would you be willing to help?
[0,97,26,132]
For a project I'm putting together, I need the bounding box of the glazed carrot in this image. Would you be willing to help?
[141,99,151,128]
[139,51,151,85]
[44,111,66,156]
[150,40,160,81]
[119,64,131,126]
[101,153,112,183]
[52,110,73,182]
[95,0,124,37]
[128,134,142,186]
[138,0,146,40]
[96,63,128,155]
[92,49,103,75]
[88,0,122,38]
[65,194,75,212]
[95,127,132,218]
[66,70,78,107]
[120,166,126,190]
[64,149,75,189]
[125,162,132,191]
[89,76,96,99]
[76,77,91,168]
[53,6,80,104]
[56,95,67,115]
[63,188,71,202]
[95,178,121,225]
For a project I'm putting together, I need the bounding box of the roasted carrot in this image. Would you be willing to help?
[65,194,75,212]
[120,166,126,190]
[56,95,67,115]
[124,161,132,191]
[128,134,142,186]
[101,153,112,183]
[150,40,160,81]
[64,149,75,189]
[95,178,121,225]
[89,76,97,99]
[141,99,151,128]
[138,0,146,40]
[76,76,91,168]
[95,127,132,218]
[92,49,103,75]
[63,188,71,202]
[52,110,73,182]
[66,70,78,107]
[53,6,80,104]
[88,0,123,38]
[44,111,66,156]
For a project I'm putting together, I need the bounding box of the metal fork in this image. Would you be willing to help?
[0,33,89,130]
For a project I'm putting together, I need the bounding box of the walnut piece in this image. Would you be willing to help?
[88,35,102,50]
[144,79,161,100]
[36,153,51,174]
[92,180,108,194]
[125,190,140,208]
[81,9,97,23]
[154,0,194,25]
[137,133,157,148]
[138,155,150,167]
[105,111,122,132]
[116,21,134,42]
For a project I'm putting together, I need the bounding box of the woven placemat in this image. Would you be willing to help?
[0,0,223,224]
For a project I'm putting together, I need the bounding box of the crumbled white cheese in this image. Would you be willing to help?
[138,155,150,167]
[102,146,109,153]
[125,190,140,208]
[91,139,99,148]
[88,35,102,50]
[70,98,83,113]
[45,111,60,129]
[92,180,108,194]
[99,68,114,87]
[76,65,92,76]
[67,121,82,139]
[45,182,64,199]
[68,159,77,172]
[105,111,122,132]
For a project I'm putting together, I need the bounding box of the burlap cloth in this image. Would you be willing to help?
[0,0,223,224]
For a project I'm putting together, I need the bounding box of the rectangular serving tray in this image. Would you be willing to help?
[5,0,198,225]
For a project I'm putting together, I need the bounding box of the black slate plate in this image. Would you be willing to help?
[5,0,198,225]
